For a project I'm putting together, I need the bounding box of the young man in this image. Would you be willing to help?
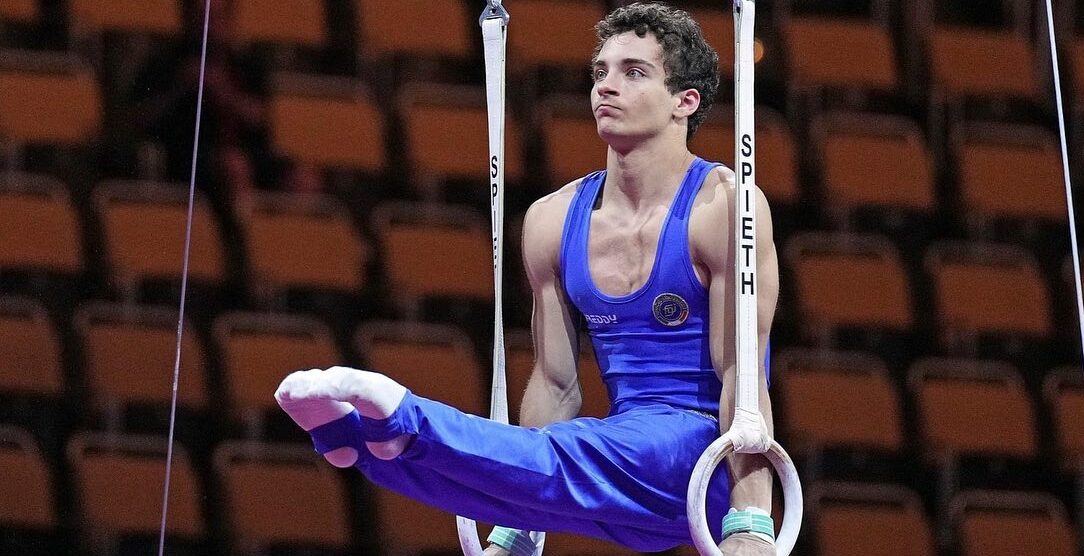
[275,4,777,555]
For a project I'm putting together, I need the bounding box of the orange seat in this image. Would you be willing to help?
[954,124,1065,224]
[215,441,350,550]
[689,108,800,204]
[813,113,935,215]
[784,17,898,91]
[0,62,102,145]
[1043,367,1084,473]
[909,358,1037,461]
[67,432,203,539]
[0,174,83,276]
[811,482,935,556]
[953,490,1078,556]
[243,191,369,296]
[74,302,208,415]
[508,0,605,70]
[356,0,471,60]
[775,350,902,453]
[270,80,386,172]
[785,233,914,333]
[930,26,1038,101]
[0,426,55,530]
[374,203,493,307]
[399,83,526,185]
[0,0,37,23]
[69,0,181,36]
[93,180,226,291]
[232,0,326,47]
[373,487,492,555]
[0,297,64,398]
[505,330,610,422]
[692,8,735,77]
[213,312,342,424]
[926,242,1051,341]
[542,99,606,187]
[356,321,485,416]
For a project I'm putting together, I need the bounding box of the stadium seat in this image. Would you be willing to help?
[689,107,800,205]
[67,432,204,542]
[0,0,37,24]
[213,312,341,426]
[952,490,1077,556]
[0,173,83,277]
[356,0,471,61]
[811,112,935,216]
[507,0,605,71]
[952,123,1065,225]
[214,441,350,551]
[541,96,605,187]
[929,26,1038,102]
[505,329,610,422]
[0,426,55,531]
[908,358,1037,461]
[93,180,226,292]
[783,17,898,92]
[356,321,485,416]
[810,481,935,556]
[925,241,1051,342]
[241,191,369,297]
[0,297,64,398]
[269,76,386,172]
[399,83,526,187]
[232,0,326,48]
[372,202,493,307]
[1043,367,1084,474]
[73,302,208,418]
[0,59,101,145]
[774,349,902,454]
[68,0,181,36]
[785,232,914,335]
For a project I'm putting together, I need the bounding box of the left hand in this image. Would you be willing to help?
[719,532,775,555]
[729,407,772,454]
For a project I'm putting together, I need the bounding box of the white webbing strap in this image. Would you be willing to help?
[483,13,509,426]
[733,0,758,415]
[1043,0,1084,371]
[457,7,545,556]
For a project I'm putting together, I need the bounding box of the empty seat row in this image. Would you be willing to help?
[775,349,1083,473]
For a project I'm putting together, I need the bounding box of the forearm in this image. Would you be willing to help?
[519,370,581,427]
[719,364,774,511]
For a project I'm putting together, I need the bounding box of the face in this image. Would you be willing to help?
[591,31,695,147]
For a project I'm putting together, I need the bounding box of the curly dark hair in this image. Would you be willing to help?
[593,2,720,139]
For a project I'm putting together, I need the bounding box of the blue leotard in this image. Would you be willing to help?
[308,158,765,551]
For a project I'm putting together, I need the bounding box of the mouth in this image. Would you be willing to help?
[595,104,620,115]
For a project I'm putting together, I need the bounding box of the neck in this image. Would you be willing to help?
[603,132,693,212]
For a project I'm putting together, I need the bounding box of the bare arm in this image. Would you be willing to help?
[694,171,779,513]
[518,187,583,427]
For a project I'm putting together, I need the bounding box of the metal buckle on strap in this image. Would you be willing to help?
[479,0,509,26]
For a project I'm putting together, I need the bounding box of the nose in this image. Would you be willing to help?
[594,72,618,97]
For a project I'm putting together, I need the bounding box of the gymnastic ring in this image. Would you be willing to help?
[457,517,546,556]
[687,432,803,555]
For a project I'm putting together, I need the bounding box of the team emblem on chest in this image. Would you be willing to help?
[652,293,689,326]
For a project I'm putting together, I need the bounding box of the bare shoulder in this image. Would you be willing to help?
[522,179,582,277]
[690,165,775,268]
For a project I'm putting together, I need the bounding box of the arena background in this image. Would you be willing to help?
[0,0,1082,554]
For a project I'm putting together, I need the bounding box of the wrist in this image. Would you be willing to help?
[723,506,774,543]
[487,526,535,556]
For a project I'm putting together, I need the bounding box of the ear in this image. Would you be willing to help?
[673,88,701,120]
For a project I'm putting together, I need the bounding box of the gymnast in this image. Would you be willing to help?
[275,3,777,554]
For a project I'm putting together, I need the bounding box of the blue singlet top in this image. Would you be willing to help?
[560,157,729,416]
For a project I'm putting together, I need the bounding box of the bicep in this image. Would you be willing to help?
[522,203,580,391]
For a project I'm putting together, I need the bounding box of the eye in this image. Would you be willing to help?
[627,68,645,78]
[592,69,607,81]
